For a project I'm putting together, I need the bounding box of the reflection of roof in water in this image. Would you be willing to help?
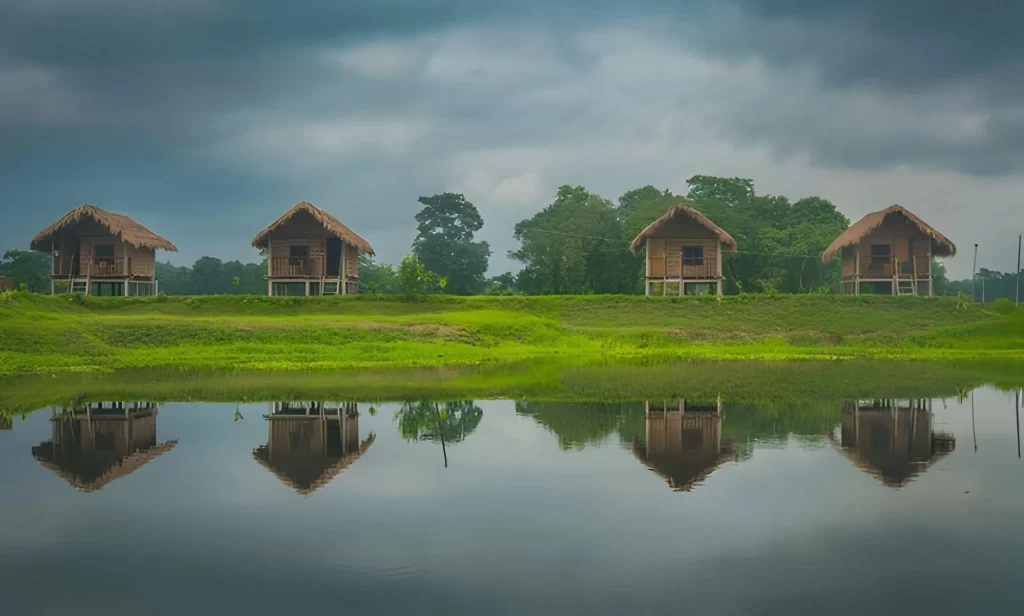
[31,440,178,493]
[833,438,955,488]
[831,403,956,488]
[252,434,375,496]
[632,443,735,492]
[632,408,734,492]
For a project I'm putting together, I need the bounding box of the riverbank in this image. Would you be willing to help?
[3,359,1023,416]
[1,292,1022,375]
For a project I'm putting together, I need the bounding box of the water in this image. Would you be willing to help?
[1,389,1022,615]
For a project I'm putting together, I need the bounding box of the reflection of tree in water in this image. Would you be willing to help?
[395,401,483,444]
[516,399,841,459]
[395,401,483,468]
[514,401,643,450]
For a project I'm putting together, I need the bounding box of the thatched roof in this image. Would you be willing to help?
[630,203,738,253]
[30,204,177,252]
[251,201,375,255]
[822,204,956,262]
[631,441,735,492]
[31,440,179,493]
[252,434,375,496]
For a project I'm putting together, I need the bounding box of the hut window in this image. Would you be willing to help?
[870,244,891,263]
[683,246,704,266]
[289,245,309,264]
[94,244,115,260]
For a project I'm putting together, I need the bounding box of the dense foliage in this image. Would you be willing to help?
[156,258,266,295]
[511,185,637,294]
[0,250,50,292]
[412,193,490,295]
[618,176,852,294]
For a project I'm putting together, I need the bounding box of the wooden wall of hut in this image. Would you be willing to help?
[644,216,721,280]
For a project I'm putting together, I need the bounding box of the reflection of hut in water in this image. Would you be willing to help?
[0,415,12,430]
[832,399,955,488]
[631,400,735,492]
[252,402,375,495]
[31,402,177,492]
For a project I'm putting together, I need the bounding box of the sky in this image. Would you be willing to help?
[2,0,1022,279]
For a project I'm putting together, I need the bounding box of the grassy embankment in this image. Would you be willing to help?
[1,292,1022,376]
[2,359,1023,417]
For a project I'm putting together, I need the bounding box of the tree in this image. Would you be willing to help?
[483,272,517,295]
[155,257,267,294]
[395,401,483,444]
[0,250,50,292]
[396,254,446,297]
[512,185,636,294]
[685,175,755,206]
[618,177,850,294]
[358,254,399,293]
[412,193,491,295]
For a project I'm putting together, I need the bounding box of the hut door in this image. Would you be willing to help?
[325,238,342,277]
[648,240,666,277]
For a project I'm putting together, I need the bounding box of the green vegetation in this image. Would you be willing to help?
[2,292,1022,376]
[412,193,490,295]
[2,358,1021,418]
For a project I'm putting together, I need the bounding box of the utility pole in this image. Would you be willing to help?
[972,244,978,303]
[1016,235,1021,307]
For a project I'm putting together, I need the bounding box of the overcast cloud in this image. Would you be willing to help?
[2,0,1022,278]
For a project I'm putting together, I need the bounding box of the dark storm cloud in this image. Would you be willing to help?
[1,0,1022,269]
[724,0,1024,90]
[3,0,1022,172]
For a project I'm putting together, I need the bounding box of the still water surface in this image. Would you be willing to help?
[1,389,1022,615]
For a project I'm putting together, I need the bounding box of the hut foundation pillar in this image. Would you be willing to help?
[304,280,310,296]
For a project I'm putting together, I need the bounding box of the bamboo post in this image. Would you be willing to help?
[342,246,347,295]
[854,244,861,295]
[1016,235,1021,307]
[972,244,978,303]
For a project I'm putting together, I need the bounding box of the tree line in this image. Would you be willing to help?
[2,175,1017,297]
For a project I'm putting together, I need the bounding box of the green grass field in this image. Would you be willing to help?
[1,291,1022,375]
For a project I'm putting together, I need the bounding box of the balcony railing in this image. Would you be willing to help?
[855,255,931,279]
[647,253,720,280]
[52,258,153,278]
[270,257,324,278]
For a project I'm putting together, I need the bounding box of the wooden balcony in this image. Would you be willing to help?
[51,258,154,279]
[270,257,324,278]
[852,255,931,280]
[647,253,720,280]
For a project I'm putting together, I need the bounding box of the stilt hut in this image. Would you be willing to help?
[823,205,956,296]
[252,401,375,495]
[0,275,11,292]
[251,201,375,296]
[31,402,178,492]
[830,399,955,488]
[631,399,735,492]
[630,204,737,296]
[30,204,177,296]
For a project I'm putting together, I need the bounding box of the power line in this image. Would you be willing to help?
[525,228,825,259]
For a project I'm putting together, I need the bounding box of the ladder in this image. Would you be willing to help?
[320,278,342,295]
[896,257,919,296]
[70,279,89,294]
